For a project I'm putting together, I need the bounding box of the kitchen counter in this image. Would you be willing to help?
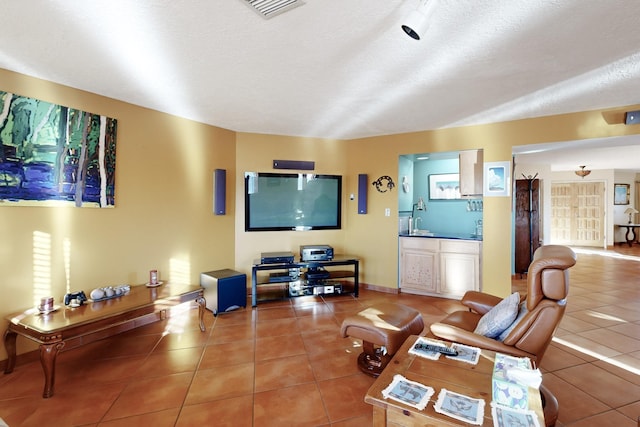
[399,232,482,241]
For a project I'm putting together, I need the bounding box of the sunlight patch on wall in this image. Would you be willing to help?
[32,231,52,306]
[63,237,71,293]
[169,257,191,285]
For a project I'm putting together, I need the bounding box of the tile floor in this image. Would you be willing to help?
[0,245,639,426]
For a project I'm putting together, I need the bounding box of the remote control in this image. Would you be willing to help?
[414,343,458,356]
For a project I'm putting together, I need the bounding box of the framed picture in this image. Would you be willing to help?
[614,183,630,205]
[428,173,460,200]
[484,161,511,197]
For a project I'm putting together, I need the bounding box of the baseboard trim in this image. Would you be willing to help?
[363,283,399,294]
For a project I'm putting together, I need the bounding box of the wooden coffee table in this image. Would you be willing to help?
[365,335,545,426]
[3,282,205,398]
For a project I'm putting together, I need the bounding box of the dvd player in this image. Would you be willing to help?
[261,251,295,264]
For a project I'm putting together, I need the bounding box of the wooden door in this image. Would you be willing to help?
[550,181,605,247]
[515,179,540,273]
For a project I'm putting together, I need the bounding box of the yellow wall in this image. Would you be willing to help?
[0,69,236,359]
[2,67,640,361]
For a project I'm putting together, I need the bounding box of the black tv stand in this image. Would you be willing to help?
[251,255,359,306]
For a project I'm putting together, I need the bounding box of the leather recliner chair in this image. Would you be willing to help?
[430,245,577,368]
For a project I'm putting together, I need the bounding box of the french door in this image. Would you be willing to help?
[550,181,605,247]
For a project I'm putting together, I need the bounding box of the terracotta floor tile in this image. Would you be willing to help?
[135,347,202,378]
[254,354,315,392]
[296,313,340,332]
[208,322,256,344]
[592,354,640,385]
[559,314,601,333]
[22,381,126,427]
[255,333,307,361]
[253,382,329,427]
[553,364,640,407]
[577,328,640,353]
[199,339,255,369]
[3,246,640,426]
[308,349,360,381]
[608,322,640,340]
[176,395,254,427]
[302,329,359,360]
[97,407,180,427]
[184,362,254,405]
[317,373,376,422]
[93,334,161,359]
[564,410,637,427]
[256,306,296,321]
[540,344,590,372]
[153,328,210,351]
[542,373,610,424]
[256,317,300,338]
[102,372,193,420]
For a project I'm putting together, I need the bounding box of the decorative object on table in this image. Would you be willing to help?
[614,183,631,205]
[38,296,56,313]
[381,374,434,411]
[149,269,159,286]
[448,343,481,365]
[434,388,485,425]
[0,90,118,207]
[64,291,88,307]
[492,353,540,410]
[89,284,131,301]
[372,175,395,193]
[624,207,638,224]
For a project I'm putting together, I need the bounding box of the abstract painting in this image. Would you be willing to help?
[0,91,117,207]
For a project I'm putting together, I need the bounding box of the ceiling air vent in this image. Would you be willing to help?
[242,0,305,19]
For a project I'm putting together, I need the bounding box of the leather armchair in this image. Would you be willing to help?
[430,245,576,367]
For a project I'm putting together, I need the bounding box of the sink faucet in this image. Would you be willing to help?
[413,217,422,231]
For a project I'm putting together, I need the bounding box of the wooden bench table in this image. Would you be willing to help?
[3,282,205,398]
[365,335,546,426]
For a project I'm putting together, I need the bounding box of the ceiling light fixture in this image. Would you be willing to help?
[574,165,591,178]
[401,0,436,40]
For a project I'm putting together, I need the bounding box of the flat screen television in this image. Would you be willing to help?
[244,172,342,232]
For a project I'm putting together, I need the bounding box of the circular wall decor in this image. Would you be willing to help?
[372,175,396,193]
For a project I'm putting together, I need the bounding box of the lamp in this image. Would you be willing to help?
[624,207,638,224]
[401,0,436,40]
[411,197,426,217]
[574,165,591,178]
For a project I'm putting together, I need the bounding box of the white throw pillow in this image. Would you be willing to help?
[497,302,528,342]
[473,292,520,338]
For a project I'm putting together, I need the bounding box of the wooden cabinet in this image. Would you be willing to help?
[399,238,438,295]
[439,240,481,297]
[459,149,484,196]
[400,237,481,298]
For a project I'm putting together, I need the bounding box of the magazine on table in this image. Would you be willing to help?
[381,374,435,411]
[491,402,541,427]
[434,388,485,425]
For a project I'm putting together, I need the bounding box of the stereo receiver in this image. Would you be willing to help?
[300,245,334,261]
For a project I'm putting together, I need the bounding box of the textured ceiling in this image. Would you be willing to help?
[1,0,639,170]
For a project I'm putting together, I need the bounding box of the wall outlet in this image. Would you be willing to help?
[385,208,390,216]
